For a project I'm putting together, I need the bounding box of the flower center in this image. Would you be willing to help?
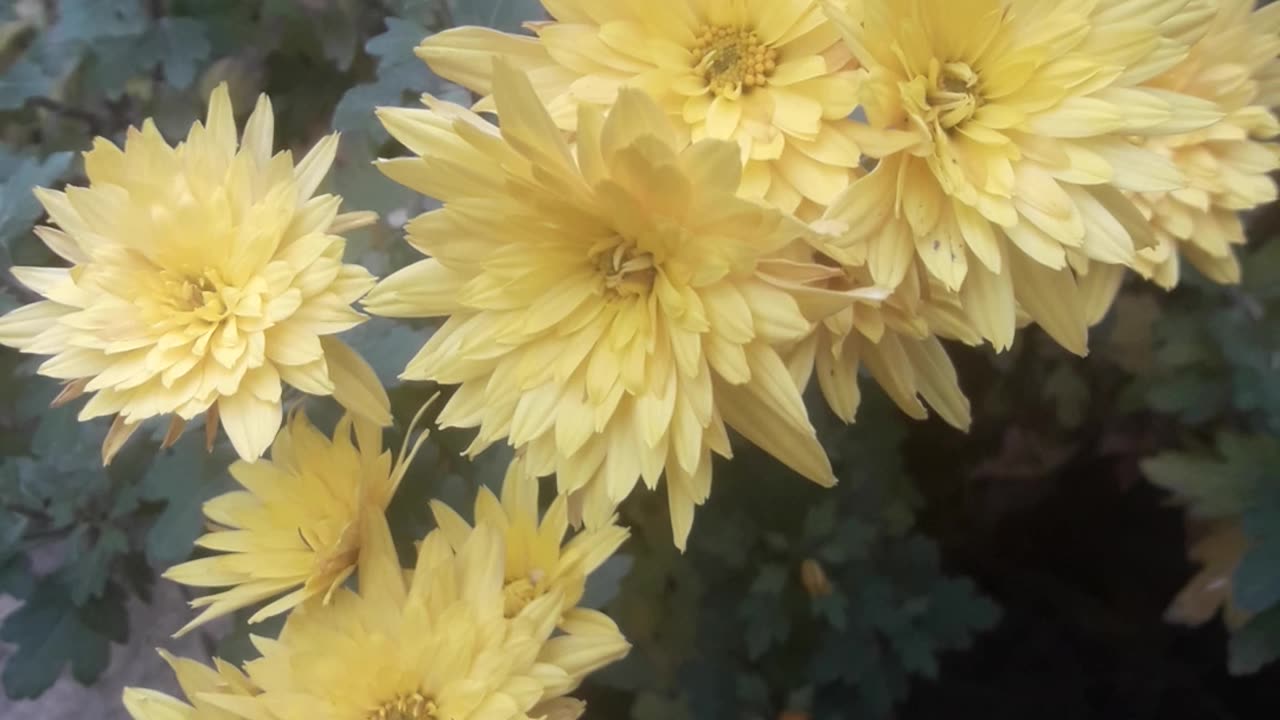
[924,60,982,130]
[166,269,229,315]
[591,237,656,297]
[503,578,537,617]
[369,693,438,720]
[502,568,545,618]
[692,25,778,99]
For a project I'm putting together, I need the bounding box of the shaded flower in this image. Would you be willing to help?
[1127,0,1280,289]
[417,0,863,217]
[164,404,431,636]
[123,650,256,720]
[0,84,389,462]
[430,454,629,620]
[806,249,973,431]
[198,511,626,720]
[364,63,848,549]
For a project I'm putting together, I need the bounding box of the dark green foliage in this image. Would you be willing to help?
[0,578,127,699]
[0,0,1273,714]
[1129,238,1280,675]
[591,394,1000,720]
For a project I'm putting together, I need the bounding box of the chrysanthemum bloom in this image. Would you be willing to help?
[807,251,974,431]
[431,455,629,621]
[1126,0,1280,289]
[364,64,847,549]
[199,512,627,720]
[416,0,864,217]
[0,84,390,463]
[123,650,256,720]
[164,406,431,636]
[822,0,1224,355]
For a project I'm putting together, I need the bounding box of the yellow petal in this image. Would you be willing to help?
[320,336,391,427]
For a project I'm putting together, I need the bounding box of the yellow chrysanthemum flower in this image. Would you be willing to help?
[197,512,627,720]
[429,455,630,693]
[123,650,256,720]
[1127,0,1280,289]
[417,0,863,216]
[822,0,1224,355]
[431,454,628,614]
[0,84,390,463]
[163,405,431,636]
[364,63,848,549]
[807,253,974,431]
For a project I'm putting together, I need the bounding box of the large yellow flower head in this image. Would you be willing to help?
[124,650,256,720]
[430,455,630,621]
[1127,0,1280,289]
[0,84,390,463]
[163,406,431,636]
[199,513,626,720]
[416,0,863,217]
[822,0,1224,356]
[363,63,845,549]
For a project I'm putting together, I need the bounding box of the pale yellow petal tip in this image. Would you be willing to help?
[329,211,379,235]
[101,416,141,466]
[810,218,850,239]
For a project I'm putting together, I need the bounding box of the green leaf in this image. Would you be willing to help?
[314,0,360,72]
[1140,444,1259,518]
[215,609,285,666]
[0,58,53,111]
[83,18,213,99]
[581,554,634,610]
[749,563,787,596]
[451,0,546,32]
[146,18,214,89]
[803,500,838,541]
[333,18,451,140]
[632,691,692,720]
[1234,536,1280,614]
[813,590,850,630]
[343,317,425,387]
[0,152,75,249]
[1229,604,1280,675]
[0,579,120,699]
[48,0,147,45]
[59,526,128,605]
[0,508,28,558]
[140,432,233,566]
[1043,363,1089,429]
[0,554,34,599]
[1233,499,1280,614]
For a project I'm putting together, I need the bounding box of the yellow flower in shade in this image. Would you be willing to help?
[1126,0,1280,289]
[198,511,627,720]
[822,0,1224,356]
[429,456,631,694]
[416,0,863,217]
[431,455,629,619]
[808,255,973,431]
[364,63,849,549]
[0,84,390,463]
[163,405,431,637]
[123,650,256,720]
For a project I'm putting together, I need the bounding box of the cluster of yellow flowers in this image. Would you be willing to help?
[0,0,1276,718]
